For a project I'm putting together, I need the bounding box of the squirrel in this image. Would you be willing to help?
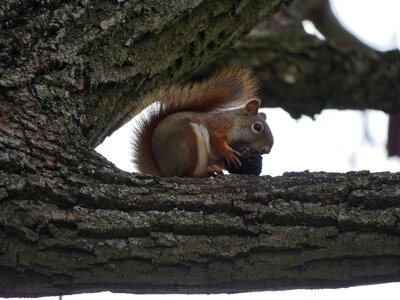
[131,68,274,177]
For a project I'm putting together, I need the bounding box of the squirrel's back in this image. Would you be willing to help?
[131,68,259,176]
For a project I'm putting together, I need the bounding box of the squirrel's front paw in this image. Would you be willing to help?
[224,147,242,169]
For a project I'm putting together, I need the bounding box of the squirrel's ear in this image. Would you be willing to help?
[244,99,261,115]
[259,112,267,120]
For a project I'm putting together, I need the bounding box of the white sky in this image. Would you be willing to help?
[12,282,400,300]
[330,0,400,50]
[4,1,400,299]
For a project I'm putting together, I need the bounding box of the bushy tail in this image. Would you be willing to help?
[131,68,258,176]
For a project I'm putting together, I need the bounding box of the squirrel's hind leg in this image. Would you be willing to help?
[152,117,206,177]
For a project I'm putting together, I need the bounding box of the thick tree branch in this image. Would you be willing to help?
[2,88,400,296]
[204,22,400,118]
[0,0,289,147]
[1,141,400,297]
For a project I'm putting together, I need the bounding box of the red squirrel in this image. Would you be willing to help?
[131,68,274,177]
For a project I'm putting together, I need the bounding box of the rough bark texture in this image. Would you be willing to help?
[1,0,400,298]
[230,35,400,118]
[0,0,288,148]
[202,16,400,118]
[1,167,400,297]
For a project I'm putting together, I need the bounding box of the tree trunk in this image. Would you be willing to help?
[1,0,400,298]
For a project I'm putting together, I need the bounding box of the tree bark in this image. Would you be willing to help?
[2,0,400,298]
[0,0,288,148]
[202,16,400,118]
[1,167,400,297]
[230,35,400,118]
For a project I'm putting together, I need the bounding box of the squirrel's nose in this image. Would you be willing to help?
[261,146,271,154]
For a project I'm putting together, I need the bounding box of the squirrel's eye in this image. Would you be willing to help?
[252,122,263,133]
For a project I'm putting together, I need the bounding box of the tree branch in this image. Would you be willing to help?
[0,0,289,147]
[2,144,400,297]
[205,22,400,118]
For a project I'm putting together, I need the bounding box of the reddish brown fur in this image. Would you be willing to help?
[132,68,258,176]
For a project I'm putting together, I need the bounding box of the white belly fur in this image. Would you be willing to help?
[190,122,212,175]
